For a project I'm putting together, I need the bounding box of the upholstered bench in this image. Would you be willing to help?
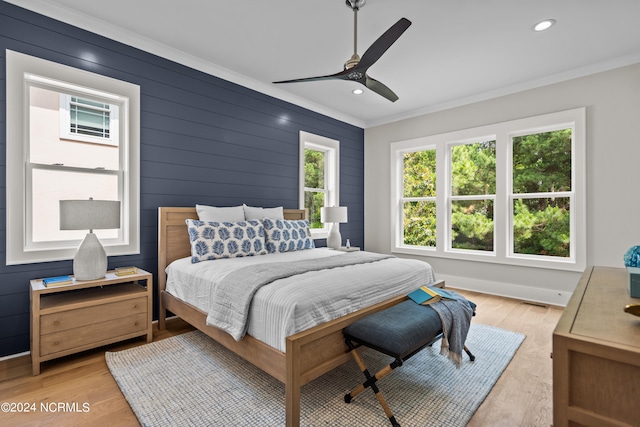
[342,296,476,427]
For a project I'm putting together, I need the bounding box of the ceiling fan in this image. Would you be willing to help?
[273,0,411,102]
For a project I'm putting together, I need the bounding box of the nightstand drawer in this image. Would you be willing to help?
[40,296,147,335]
[40,312,148,356]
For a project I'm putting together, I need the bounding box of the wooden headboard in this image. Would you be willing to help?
[157,207,306,293]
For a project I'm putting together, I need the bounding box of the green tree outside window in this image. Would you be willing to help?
[304,148,325,228]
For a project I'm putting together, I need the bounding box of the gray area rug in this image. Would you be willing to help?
[106,324,524,426]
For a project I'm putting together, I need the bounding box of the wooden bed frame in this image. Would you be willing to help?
[157,207,408,427]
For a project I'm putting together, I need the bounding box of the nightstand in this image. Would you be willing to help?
[30,268,153,375]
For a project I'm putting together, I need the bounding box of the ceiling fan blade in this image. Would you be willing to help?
[357,17,412,71]
[273,10,409,102]
[273,69,350,84]
[364,75,399,102]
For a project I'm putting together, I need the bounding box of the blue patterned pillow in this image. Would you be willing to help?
[262,218,315,253]
[186,219,267,263]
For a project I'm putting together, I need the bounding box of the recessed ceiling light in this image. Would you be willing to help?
[533,19,556,32]
[352,88,364,95]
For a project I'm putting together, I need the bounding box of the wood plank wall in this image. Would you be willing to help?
[0,2,364,357]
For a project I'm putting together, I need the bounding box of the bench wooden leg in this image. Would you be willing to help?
[344,345,401,427]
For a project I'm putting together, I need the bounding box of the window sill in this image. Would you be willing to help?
[392,245,585,272]
[311,230,329,240]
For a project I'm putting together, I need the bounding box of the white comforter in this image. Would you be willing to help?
[166,248,434,352]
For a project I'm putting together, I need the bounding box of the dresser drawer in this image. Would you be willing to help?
[40,312,148,356]
[40,296,147,335]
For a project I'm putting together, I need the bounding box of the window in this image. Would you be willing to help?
[60,94,119,145]
[390,108,586,271]
[304,147,327,228]
[6,50,140,265]
[299,131,339,239]
[401,148,437,247]
[510,129,573,259]
[450,140,496,252]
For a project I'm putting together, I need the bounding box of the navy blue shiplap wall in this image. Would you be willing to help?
[0,2,364,357]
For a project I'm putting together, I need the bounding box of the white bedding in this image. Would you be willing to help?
[165,248,435,352]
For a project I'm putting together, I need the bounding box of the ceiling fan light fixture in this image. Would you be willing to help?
[352,88,364,95]
[346,0,366,11]
[533,19,556,32]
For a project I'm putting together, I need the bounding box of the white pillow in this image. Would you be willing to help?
[243,204,284,220]
[196,204,245,222]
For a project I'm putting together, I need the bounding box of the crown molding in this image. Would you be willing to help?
[366,51,640,128]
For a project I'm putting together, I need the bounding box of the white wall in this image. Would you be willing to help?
[364,63,640,306]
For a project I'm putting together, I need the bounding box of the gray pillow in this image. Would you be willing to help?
[196,204,245,222]
[243,204,284,220]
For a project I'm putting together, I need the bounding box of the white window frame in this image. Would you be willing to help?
[299,131,340,240]
[6,50,140,265]
[390,108,586,272]
[59,94,119,146]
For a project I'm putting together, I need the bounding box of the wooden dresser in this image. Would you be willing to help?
[553,266,640,426]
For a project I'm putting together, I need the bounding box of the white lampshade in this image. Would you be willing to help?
[321,206,348,250]
[320,206,348,224]
[60,199,121,231]
[60,198,121,280]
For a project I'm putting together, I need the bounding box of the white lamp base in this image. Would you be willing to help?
[73,232,108,280]
[327,223,342,250]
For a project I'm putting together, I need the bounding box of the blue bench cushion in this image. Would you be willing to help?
[343,300,444,360]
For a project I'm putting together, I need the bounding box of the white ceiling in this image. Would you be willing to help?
[8,0,640,128]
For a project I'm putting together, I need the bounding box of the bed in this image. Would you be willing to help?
[157,207,436,427]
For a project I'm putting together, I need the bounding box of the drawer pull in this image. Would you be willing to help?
[134,321,139,326]
[53,320,60,326]
[134,304,138,309]
[53,341,59,346]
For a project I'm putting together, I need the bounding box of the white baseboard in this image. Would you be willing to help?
[0,350,29,362]
[439,273,571,307]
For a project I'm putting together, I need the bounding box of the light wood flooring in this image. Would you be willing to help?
[0,290,562,426]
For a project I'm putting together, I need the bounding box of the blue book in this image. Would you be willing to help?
[408,286,455,305]
[43,275,73,287]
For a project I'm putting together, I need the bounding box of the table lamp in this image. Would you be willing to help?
[60,198,121,280]
[321,206,348,250]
